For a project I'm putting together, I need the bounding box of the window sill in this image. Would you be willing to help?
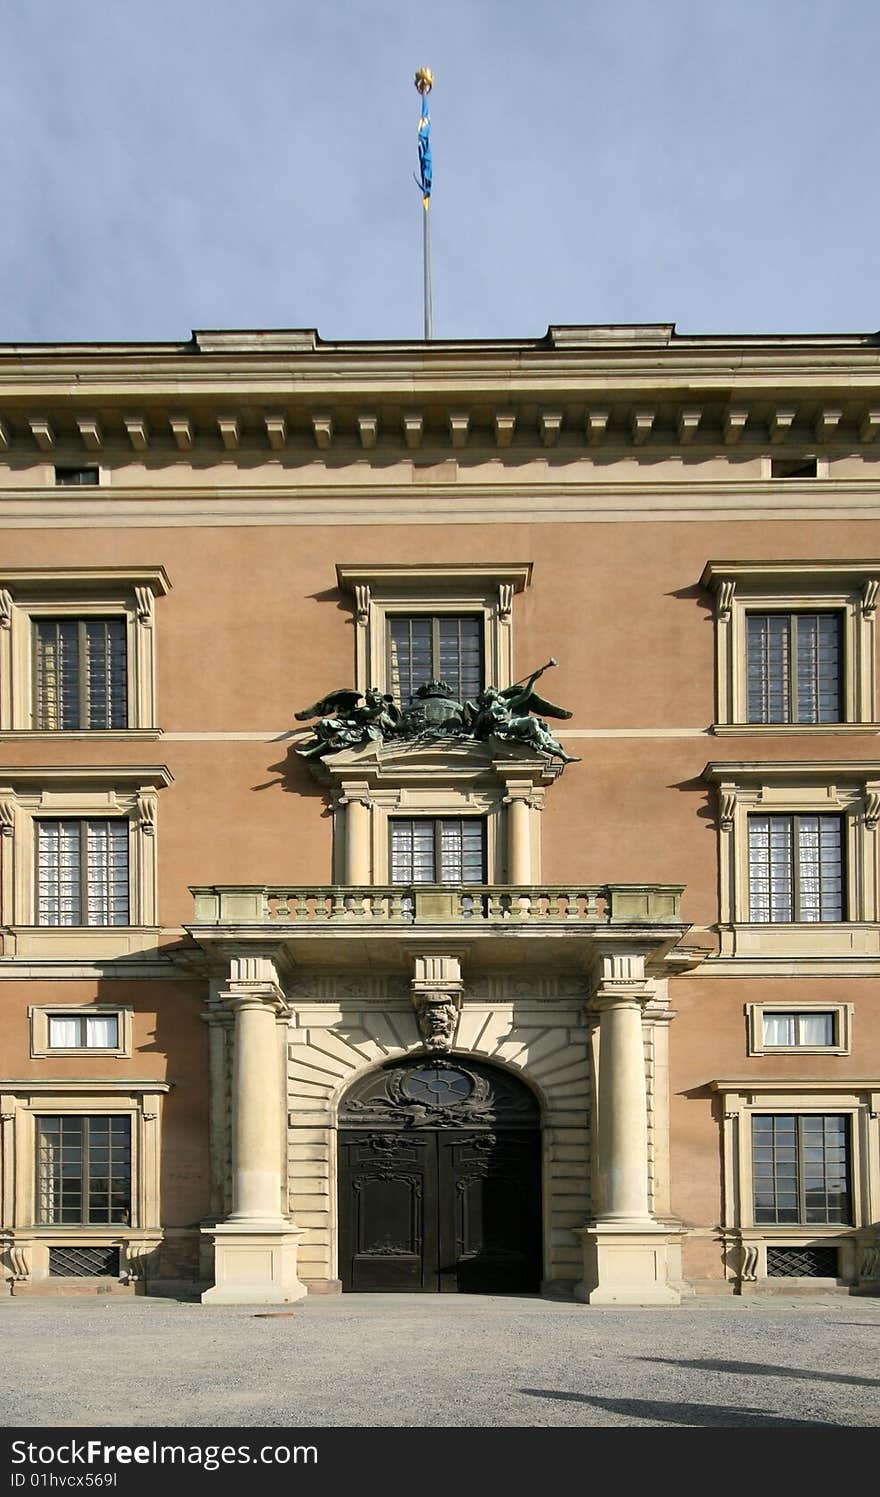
[0,729,162,741]
[712,723,880,736]
[719,923,880,960]
[2,928,163,961]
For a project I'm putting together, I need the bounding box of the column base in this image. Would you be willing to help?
[574,1221,682,1306]
[201,1220,308,1305]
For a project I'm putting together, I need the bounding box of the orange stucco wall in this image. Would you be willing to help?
[2,500,879,1281]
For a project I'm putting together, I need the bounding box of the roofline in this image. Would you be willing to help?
[0,322,877,360]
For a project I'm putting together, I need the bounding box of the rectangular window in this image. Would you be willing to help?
[746,612,842,724]
[390,818,487,884]
[34,618,128,729]
[54,466,100,486]
[36,820,129,926]
[747,814,844,922]
[47,1014,120,1049]
[761,1011,836,1048]
[387,615,483,707]
[752,1114,851,1225]
[36,1114,132,1225]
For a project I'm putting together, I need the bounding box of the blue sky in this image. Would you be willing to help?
[1,0,878,342]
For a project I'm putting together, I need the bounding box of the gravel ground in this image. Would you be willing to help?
[1,1292,879,1429]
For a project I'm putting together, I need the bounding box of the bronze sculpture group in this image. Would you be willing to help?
[294,659,580,765]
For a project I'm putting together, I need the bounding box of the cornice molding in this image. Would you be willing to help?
[0,765,173,788]
[703,760,880,782]
[336,562,532,596]
[701,559,880,589]
[0,565,171,595]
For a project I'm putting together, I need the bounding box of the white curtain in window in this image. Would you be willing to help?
[86,1015,118,1048]
[763,1013,796,1046]
[48,1016,81,1047]
[798,1012,834,1045]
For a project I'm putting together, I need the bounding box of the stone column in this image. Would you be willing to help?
[506,793,532,885]
[343,793,371,885]
[202,953,306,1304]
[575,947,681,1305]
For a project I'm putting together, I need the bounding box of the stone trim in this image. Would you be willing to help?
[710,1077,880,1290]
[0,567,170,732]
[29,1003,134,1059]
[0,766,172,959]
[703,760,880,959]
[701,559,880,728]
[335,562,531,699]
[0,1081,169,1288]
[745,1000,853,1056]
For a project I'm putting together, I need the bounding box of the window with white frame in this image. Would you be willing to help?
[0,567,170,732]
[33,618,127,730]
[703,761,880,958]
[0,767,170,955]
[751,1113,851,1226]
[36,819,129,926]
[701,560,880,731]
[390,818,487,884]
[387,615,484,706]
[0,1083,168,1284]
[49,1013,118,1048]
[711,1079,880,1287]
[747,1001,851,1055]
[746,611,842,725]
[747,813,844,922]
[29,1004,132,1058]
[36,1114,132,1226]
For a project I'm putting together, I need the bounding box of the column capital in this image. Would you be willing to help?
[588,947,654,1007]
[220,951,288,1016]
[218,984,289,1018]
[588,985,653,1014]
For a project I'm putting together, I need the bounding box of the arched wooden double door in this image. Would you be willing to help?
[338,1056,541,1293]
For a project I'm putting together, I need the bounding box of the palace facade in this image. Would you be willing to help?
[1,322,879,1304]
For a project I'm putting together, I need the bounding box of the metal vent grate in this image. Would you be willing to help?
[766,1245,838,1278]
[48,1245,120,1278]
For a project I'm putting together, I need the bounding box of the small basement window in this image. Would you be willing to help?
[770,457,818,479]
[54,466,100,486]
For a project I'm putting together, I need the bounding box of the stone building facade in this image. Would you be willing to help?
[0,322,878,1304]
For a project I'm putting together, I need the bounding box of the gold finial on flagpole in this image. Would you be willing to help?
[414,67,434,95]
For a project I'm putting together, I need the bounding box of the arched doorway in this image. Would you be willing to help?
[338,1055,542,1293]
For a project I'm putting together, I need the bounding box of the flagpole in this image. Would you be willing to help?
[423,198,433,341]
[414,67,434,341]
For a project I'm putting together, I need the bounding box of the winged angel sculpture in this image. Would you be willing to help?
[293,660,580,766]
[293,687,400,760]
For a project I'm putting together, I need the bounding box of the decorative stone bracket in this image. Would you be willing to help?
[411,953,463,1052]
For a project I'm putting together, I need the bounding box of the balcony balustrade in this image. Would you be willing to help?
[190,883,683,928]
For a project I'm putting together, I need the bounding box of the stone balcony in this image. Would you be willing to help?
[187,882,691,976]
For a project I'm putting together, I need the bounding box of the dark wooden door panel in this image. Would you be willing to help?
[439,1132,541,1293]
[340,1127,541,1294]
[339,1132,437,1291]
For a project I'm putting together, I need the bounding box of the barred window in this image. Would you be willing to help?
[47,1014,120,1049]
[390,818,486,884]
[36,1115,131,1226]
[748,814,844,922]
[746,612,842,724]
[34,618,127,729]
[752,1114,851,1225]
[36,820,130,926]
[387,615,483,707]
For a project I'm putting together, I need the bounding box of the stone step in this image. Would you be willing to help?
[12,1278,137,1297]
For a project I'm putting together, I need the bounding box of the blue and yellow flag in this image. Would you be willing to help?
[417,92,432,206]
